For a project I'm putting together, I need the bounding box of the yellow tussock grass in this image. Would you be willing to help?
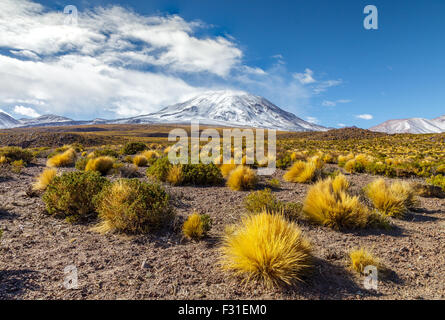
[132,155,148,167]
[365,178,418,218]
[85,156,114,175]
[47,148,76,168]
[166,165,184,186]
[283,160,318,183]
[302,175,370,229]
[349,247,381,274]
[33,168,57,191]
[227,165,258,191]
[220,211,312,287]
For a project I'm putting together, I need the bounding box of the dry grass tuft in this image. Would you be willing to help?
[283,159,320,183]
[302,174,372,229]
[220,211,312,287]
[33,168,57,191]
[227,165,258,191]
[85,156,115,175]
[349,247,381,274]
[182,212,212,240]
[166,165,184,186]
[47,148,76,168]
[220,158,237,178]
[365,178,418,218]
[132,155,148,167]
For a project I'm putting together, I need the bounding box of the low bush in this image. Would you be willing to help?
[244,188,283,213]
[75,157,89,171]
[181,163,223,186]
[0,147,33,164]
[121,142,147,155]
[182,212,212,240]
[146,157,172,182]
[11,160,25,173]
[42,171,108,222]
[227,165,258,191]
[93,179,174,234]
[47,148,76,168]
[220,211,312,287]
[427,174,445,192]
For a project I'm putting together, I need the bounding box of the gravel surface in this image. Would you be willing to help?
[0,160,444,300]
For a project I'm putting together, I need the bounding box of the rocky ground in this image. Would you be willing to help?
[0,159,444,300]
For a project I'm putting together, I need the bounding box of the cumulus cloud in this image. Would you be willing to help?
[322,99,351,107]
[356,114,373,120]
[13,105,41,118]
[306,116,319,124]
[0,0,344,120]
[294,68,316,84]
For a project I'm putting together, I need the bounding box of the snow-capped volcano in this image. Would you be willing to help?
[370,115,445,134]
[0,91,327,132]
[113,90,327,131]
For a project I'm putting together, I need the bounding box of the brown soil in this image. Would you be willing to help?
[0,160,444,300]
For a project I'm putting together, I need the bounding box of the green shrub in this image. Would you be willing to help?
[93,179,175,234]
[181,163,223,186]
[93,148,119,158]
[121,142,147,155]
[427,174,445,192]
[11,160,25,173]
[0,147,33,164]
[42,171,108,222]
[244,188,283,213]
[75,157,89,171]
[146,157,172,182]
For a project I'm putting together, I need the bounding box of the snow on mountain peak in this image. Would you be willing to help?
[370,115,445,134]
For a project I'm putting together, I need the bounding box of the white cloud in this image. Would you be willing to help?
[356,114,373,120]
[313,79,342,94]
[294,68,316,84]
[306,116,319,124]
[0,0,344,120]
[337,123,346,127]
[13,105,41,118]
[322,99,351,107]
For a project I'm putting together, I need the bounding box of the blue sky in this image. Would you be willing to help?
[1,0,444,128]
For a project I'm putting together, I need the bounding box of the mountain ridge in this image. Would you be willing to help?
[370,115,445,134]
[0,91,327,132]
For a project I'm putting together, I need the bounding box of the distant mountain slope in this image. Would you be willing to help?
[370,115,445,134]
[0,112,20,128]
[110,90,328,132]
[0,91,328,132]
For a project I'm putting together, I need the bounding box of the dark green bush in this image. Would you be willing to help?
[244,188,283,213]
[93,148,119,158]
[75,157,89,171]
[121,142,147,155]
[0,147,33,164]
[181,163,223,186]
[146,157,172,181]
[42,171,108,222]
